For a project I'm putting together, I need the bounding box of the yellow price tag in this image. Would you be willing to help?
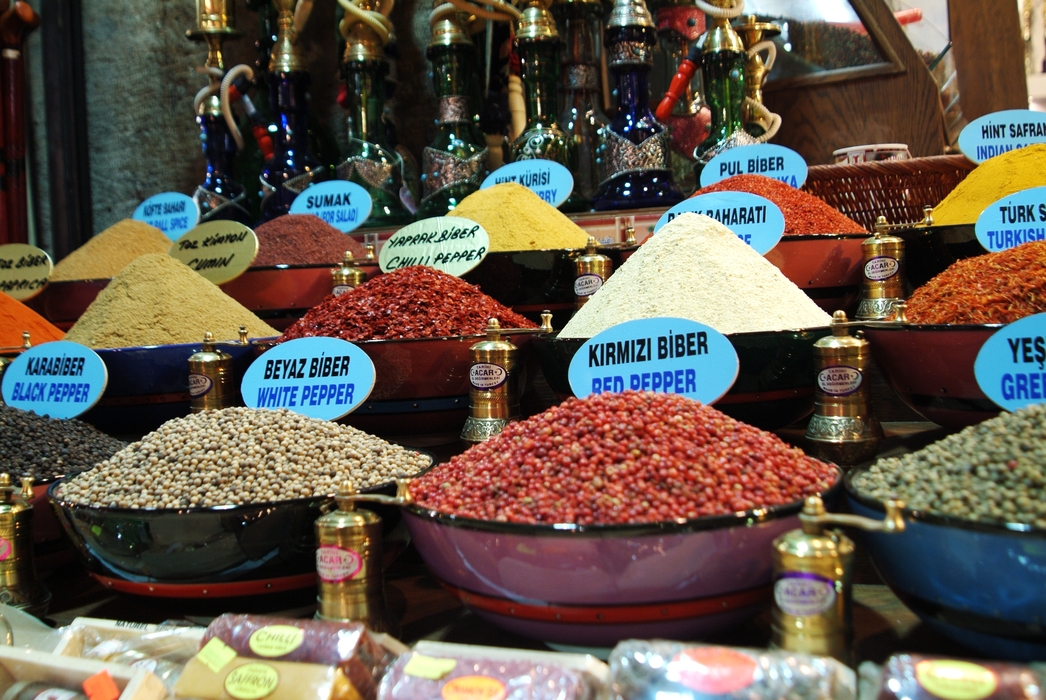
[196,637,238,674]
[403,654,458,680]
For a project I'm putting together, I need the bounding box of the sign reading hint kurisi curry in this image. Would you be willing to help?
[169,221,259,285]
[378,216,490,277]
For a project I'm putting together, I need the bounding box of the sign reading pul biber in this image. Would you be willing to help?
[0,243,52,301]
[700,144,808,188]
[974,186,1046,252]
[378,216,489,277]
[289,180,373,233]
[1,341,108,419]
[240,337,376,421]
[169,221,259,285]
[975,313,1046,412]
[568,318,739,403]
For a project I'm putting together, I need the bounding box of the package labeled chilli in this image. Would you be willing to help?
[379,652,594,700]
[609,641,856,700]
[876,655,1043,700]
[199,615,396,700]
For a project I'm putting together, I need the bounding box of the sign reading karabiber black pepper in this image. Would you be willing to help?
[168,221,259,285]
[0,244,53,301]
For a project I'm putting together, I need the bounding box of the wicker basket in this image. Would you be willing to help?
[802,155,975,232]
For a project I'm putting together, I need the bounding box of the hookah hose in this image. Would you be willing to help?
[654,0,780,143]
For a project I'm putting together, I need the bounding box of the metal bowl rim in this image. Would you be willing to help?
[403,466,842,537]
[861,323,1004,333]
[844,466,1046,537]
[547,326,832,342]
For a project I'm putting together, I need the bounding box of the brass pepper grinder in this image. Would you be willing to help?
[856,218,906,321]
[574,236,611,308]
[805,311,883,465]
[188,331,236,411]
[771,495,904,663]
[314,480,388,632]
[0,474,50,617]
[331,251,366,296]
[461,318,520,443]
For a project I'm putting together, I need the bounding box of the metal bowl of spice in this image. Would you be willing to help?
[895,224,980,289]
[49,408,432,597]
[846,406,1046,660]
[399,391,842,645]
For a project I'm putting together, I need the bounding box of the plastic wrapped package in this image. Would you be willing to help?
[380,652,594,700]
[174,654,346,700]
[876,655,1044,700]
[201,615,395,700]
[609,641,856,700]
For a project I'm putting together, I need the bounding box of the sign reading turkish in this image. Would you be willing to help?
[700,144,808,188]
[289,180,373,233]
[133,192,200,241]
[567,318,739,403]
[974,186,1046,252]
[481,160,575,208]
[378,216,489,277]
[0,243,52,301]
[169,221,259,285]
[974,313,1046,412]
[958,109,1046,163]
[1,341,108,419]
[654,192,785,255]
[241,337,376,420]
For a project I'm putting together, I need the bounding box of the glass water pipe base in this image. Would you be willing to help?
[592,171,683,211]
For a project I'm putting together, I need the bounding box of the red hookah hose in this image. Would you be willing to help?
[655,43,701,123]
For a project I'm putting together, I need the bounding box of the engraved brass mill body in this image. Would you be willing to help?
[573,236,612,309]
[187,327,248,412]
[0,475,50,616]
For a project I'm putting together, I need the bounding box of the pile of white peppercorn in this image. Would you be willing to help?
[55,407,431,509]
[0,406,124,481]
[854,404,1046,528]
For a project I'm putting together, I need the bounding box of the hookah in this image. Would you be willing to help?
[187,0,253,226]
[591,0,684,211]
[334,0,415,225]
[511,0,587,211]
[654,0,780,175]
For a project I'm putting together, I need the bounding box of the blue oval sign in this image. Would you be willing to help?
[974,314,1046,412]
[958,109,1046,164]
[289,180,374,233]
[481,160,574,208]
[700,144,808,188]
[654,192,785,254]
[1,341,108,419]
[132,192,201,241]
[241,337,376,420]
[974,186,1046,252]
[567,318,739,403]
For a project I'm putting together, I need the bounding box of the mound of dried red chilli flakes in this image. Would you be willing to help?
[412,391,837,525]
[692,174,867,236]
[253,214,366,267]
[280,266,536,341]
[906,241,1046,325]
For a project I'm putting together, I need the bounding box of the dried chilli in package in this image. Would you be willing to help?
[609,641,855,700]
[201,614,395,700]
[380,652,594,700]
[876,655,1044,700]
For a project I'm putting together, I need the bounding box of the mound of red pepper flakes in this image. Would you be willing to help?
[906,241,1046,325]
[412,391,836,525]
[280,265,536,341]
[692,174,867,236]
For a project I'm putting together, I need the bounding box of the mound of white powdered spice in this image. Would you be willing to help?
[560,213,832,337]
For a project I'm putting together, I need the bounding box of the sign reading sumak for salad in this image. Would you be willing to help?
[289,180,373,233]
[568,318,739,403]
[974,186,1046,252]
[169,221,259,285]
[378,216,490,277]
[241,337,376,420]
[974,313,1046,412]
[1,341,108,419]
[654,192,785,255]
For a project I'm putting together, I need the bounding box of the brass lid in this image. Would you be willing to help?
[189,332,232,364]
[0,474,30,515]
[862,229,904,249]
[470,318,518,356]
[814,311,865,350]
[607,0,655,29]
[516,3,561,42]
[773,497,853,556]
[734,14,780,41]
[317,481,382,528]
[271,0,306,72]
[701,15,745,54]
[187,0,243,40]
[343,0,387,62]
[429,15,473,48]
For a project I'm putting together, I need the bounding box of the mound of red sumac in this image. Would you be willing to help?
[412,391,837,525]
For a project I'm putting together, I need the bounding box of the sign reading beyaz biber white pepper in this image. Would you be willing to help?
[568,317,739,404]
[241,337,376,421]
[378,216,489,277]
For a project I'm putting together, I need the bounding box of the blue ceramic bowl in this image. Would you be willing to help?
[845,468,1046,660]
[78,339,266,436]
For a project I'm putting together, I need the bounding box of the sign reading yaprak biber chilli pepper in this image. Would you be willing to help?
[568,318,739,403]
[378,216,490,277]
